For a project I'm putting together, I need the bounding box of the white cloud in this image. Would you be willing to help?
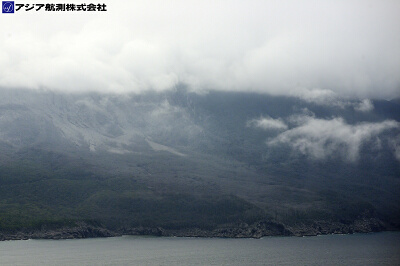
[289,90,376,111]
[0,0,399,98]
[389,136,400,162]
[248,116,288,131]
[268,116,399,161]
[355,99,374,112]
[289,88,347,107]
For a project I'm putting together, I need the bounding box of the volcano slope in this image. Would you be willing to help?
[0,88,399,239]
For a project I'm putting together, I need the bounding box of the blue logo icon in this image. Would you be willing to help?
[2,1,14,13]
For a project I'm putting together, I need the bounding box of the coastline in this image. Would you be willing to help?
[0,218,394,241]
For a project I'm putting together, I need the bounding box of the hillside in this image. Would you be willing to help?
[0,87,399,239]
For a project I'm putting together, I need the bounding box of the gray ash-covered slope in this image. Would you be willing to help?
[0,87,399,238]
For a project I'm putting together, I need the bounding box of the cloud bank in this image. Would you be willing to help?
[267,116,399,161]
[0,0,399,98]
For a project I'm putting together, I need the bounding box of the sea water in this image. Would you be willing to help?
[0,232,399,265]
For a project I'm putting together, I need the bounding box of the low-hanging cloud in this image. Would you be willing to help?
[354,99,374,112]
[389,136,400,162]
[289,88,377,112]
[268,116,399,162]
[0,0,399,99]
[290,88,339,105]
[248,116,288,131]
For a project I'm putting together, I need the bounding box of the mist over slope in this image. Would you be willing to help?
[0,87,399,235]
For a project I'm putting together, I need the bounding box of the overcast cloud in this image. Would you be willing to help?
[1,0,399,98]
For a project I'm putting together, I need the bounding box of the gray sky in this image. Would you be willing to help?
[1,0,399,98]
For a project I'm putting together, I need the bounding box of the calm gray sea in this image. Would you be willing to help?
[0,232,399,265]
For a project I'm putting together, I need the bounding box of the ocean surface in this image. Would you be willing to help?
[0,232,399,265]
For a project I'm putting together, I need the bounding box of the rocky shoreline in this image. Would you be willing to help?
[0,222,118,241]
[0,218,394,241]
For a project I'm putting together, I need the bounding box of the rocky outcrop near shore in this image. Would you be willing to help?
[122,218,388,238]
[123,221,292,238]
[0,218,393,241]
[287,218,386,237]
[0,222,119,241]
